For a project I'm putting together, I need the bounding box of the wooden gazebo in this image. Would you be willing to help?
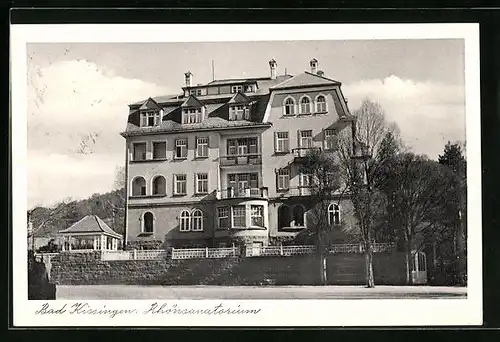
[59,215,122,251]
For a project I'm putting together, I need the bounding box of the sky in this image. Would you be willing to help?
[27,39,466,209]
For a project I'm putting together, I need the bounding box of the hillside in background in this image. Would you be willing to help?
[30,188,125,238]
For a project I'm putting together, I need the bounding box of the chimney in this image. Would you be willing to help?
[269,59,277,80]
[317,70,324,77]
[184,71,193,87]
[310,58,318,74]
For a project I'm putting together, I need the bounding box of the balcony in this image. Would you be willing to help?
[292,147,322,162]
[277,186,313,197]
[219,154,262,167]
[216,187,268,200]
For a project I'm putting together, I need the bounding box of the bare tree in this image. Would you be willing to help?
[337,98,402,288]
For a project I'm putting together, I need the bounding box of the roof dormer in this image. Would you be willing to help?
[139,97,163,127]
[228,92,251,121]
[181,95,206,124]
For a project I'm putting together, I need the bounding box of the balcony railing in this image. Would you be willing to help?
[216,187,268,199]
[292,147,322,159]
[219,154,262,166]
[277,186,313,197]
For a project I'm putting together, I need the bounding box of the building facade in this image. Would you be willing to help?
[121,58,357,250]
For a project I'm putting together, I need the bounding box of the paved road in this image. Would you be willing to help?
[56,285,467,300]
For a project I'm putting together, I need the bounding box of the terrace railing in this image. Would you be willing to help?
[171,247,240,260]
[219,154,262,166]
[100,249,168,261]
[216,187,268,199]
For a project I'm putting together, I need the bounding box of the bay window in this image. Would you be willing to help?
[251,205,264,227]
[233,206,246,227]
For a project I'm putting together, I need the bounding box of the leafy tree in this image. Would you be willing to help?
[377,153,457,284]
[438,141,467,285]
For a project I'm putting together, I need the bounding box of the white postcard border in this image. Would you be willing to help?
[11,23,482,327]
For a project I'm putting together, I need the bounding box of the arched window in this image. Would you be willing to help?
[180,210,190,232]
[152,175,166,195]
[278,205,291,230]
[328,203,340,225]
[284,97,295,115]
[300,96,311,114]
[316,95,327,113]
[292,205,305,227]
[191,209,203,231]
[132,177,146,196]
[143,212,154,233]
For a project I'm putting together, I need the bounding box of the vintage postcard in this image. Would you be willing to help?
[11,23,482,327]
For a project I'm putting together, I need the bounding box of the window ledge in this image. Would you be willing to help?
[179,230,204,233]
[172,193,187,197]
[281,226,306,231]
[314,111,328,115]
[297,113,312,116]
[130,158,168,163]
[173,157,188,161]
[194,156,209,160]
[274,151,290,155]
[137,232,154,237]
[193,192,209,196]
[129,195,166,199]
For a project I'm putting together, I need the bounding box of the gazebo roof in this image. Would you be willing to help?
[59,215,122,239]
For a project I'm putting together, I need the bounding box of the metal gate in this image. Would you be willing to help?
[411,251,428,285]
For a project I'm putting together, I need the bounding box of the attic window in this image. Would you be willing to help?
[140,110,161,127]
[190,88,203,96]
[244,85,255,93]
[231,85,243,93]
[182,108,203,124]
[229,105,249,121]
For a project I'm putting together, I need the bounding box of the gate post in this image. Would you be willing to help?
[205,247,209,258]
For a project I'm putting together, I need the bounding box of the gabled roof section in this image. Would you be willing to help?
[181,94,205,108]
[59,215,122,239]
[228,91,250,104]
[270,71,340,90]
[138,97,162,111]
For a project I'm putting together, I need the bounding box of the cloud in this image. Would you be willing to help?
[343,75,465,159]
[27,59,168,208]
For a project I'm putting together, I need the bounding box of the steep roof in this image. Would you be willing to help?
[59,215,122,239]
[228,91,250,104]
[138,97,162,110]
[271,71,340,90]
[181,94,205,108]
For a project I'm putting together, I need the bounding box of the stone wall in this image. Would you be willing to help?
[50,251,407,286]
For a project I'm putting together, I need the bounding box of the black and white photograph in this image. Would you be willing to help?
[12,23,482,327]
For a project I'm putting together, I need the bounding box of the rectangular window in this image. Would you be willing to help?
[133,142,147,161]
[174,174,187,195]
[231,85,243,93]
[140,111,161,127]
[251,205,264,227]
[152,141,167,159]
[196,137,209,158]
[244,85,254,93]
[299,130,313,148]
[300,173,313,187]
[190,89,203,96]
[324,129,338,150]
[233,206,246,228]
[229,105,249,121]
[196,173,208,194]
[217,207,229,229]
[182,108,203,124]
[175,139,188,159]
[275,132,289,153]
[227,140,237,155]
[277,168,290,190]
